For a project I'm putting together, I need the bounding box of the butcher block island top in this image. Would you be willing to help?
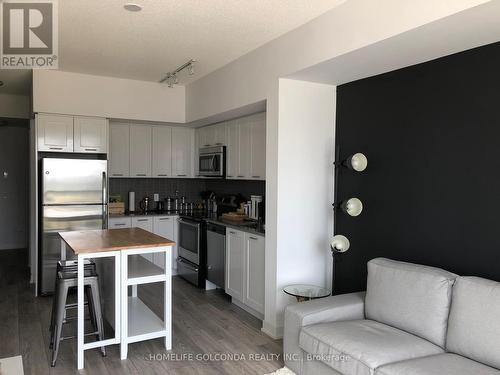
[59,227,176,254]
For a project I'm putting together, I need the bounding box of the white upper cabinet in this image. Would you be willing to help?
[197,122,226,148]
[172,127,193,178]
[37,114,74,152]
[198,126,212,148]
[74,116,108,153]
[109,123,130,177]
[129,125,152,177]
[237,118,252,179]
[213,123,226,146]
[152,126,172,177]
[224,113,266,180]
[226,120,239,178]
[249,113,266,180]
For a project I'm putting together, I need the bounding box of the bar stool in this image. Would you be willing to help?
[50,260,106,367]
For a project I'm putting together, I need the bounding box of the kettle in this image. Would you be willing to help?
[139,197,150,212]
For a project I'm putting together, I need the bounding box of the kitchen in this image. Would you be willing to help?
[36,110,267,345]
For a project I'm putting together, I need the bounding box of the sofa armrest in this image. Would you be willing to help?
[283,291,366,374]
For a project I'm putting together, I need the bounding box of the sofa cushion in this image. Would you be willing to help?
[376,353,500,375]
[299,319,443,375]
[446,276,500,370]
[365,258,457,347]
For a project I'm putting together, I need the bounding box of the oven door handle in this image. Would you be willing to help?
[178,219,201,228]
[178,257,199,272]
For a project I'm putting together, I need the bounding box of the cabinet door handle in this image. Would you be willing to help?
[237,175,245,178]
[177,174,187,177]
[227,175,233,178]
[112,173,123,176]
[85,148,97,151]
[215,143,223,145]
[249,236,258,240]
[252,176,261,178]
[203,144,211,147]
[136,174,147,176]
[159,217,170,221]
[114,223,126,226]
[157,174,168,177]
[229,231,236,234]
[137,219,149,222]
[49,147,63,150]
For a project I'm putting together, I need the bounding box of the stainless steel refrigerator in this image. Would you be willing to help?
[39,158,107,295]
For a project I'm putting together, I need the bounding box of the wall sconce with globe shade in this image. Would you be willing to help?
[331,151,368,294]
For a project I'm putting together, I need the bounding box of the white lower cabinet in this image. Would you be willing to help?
[131,217,154,261]
[108,217,132,229]
[152,216,178,273]
[225,229,265,316]
[226,229,245,301]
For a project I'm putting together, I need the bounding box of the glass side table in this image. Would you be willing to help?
[283,284,331,302]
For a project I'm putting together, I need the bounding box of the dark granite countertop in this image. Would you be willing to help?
[205,218,265,237]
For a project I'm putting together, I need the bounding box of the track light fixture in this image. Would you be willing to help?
[159,59,196,87]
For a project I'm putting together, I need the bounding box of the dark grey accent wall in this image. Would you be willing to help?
[109,178,206,210]
[335,42,500,294]
[109,178,265,211]
[205,179,265,201]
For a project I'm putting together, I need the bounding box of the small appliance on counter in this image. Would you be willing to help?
[139,197,150,212]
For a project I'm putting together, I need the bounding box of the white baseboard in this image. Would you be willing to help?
[262,320,283,339]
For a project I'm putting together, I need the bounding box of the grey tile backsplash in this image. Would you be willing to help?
[109,178,265,211]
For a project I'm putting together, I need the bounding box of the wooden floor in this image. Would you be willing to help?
[0,249,283,374]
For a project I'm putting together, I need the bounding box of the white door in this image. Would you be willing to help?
[109,123,130,177]
[152,126,172,177]
[130,125,152,177]
[226,229,245,301]
[226,121,239,179]
[237,119,251,179]
[152,216,175,269]
[249,116,266,180]
[244,234,265,314]
[73,116,108,153]
[37,114,74,152]
[132,217,154,261]
[171,127,193,178]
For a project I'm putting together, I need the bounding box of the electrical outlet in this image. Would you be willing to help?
[154,193,159,202]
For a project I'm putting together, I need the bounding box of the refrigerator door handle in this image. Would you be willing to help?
[102,171,108,229]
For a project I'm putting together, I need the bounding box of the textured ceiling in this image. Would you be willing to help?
[57,0,345,84]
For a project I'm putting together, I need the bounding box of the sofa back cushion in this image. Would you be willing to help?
[365,258,457,347]
[446,276,500,369]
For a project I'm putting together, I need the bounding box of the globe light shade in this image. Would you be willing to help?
[330,235,350,253]
[348,153,368,172]
[341,198,363,217]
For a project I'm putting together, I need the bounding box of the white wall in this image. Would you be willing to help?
[185,0,489,123]
[262,79,335,337]
[33,70,185,123]
[0,93,30,119]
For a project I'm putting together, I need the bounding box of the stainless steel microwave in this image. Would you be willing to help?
[198,146,225,178]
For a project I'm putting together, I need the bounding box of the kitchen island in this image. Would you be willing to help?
[59,228,175,370]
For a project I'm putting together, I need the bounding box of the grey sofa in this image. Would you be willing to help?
[284,258,500,375]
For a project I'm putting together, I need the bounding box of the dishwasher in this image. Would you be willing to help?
[206,222,226,289]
